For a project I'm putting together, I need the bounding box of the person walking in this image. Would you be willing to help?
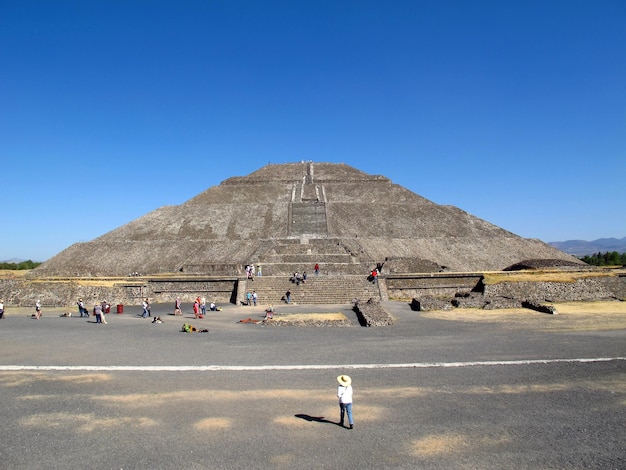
[0,299,4,319]
[142,298,149,318]
[285,289,291,304]
[35,300,42,320]
[77,298,87,317]
[200,297,207,316]
[337,375,354,429]
[174,297,182,315]
[314,263,320,276]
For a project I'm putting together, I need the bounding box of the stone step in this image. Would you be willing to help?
[240,275,380,305]
[262,254,353,263]
[254,263,370,276]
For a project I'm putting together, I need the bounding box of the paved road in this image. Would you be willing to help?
[0,302,624,469]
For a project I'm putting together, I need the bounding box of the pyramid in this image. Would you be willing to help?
[34,161,582,277]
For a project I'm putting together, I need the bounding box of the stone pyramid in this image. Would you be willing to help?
[35,161,581,277]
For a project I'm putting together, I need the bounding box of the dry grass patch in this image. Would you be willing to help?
[20,412,157,432]
[0,372,111,387]
[410,433,511,458]
[422,301,626,331]
[0,269,30,279]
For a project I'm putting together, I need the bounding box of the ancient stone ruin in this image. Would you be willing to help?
[5,161,622,309]
[35,161,580,277]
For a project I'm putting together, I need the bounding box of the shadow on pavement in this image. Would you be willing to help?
[295,414,343,427]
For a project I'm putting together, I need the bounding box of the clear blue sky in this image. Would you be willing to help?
[1,0,624,261]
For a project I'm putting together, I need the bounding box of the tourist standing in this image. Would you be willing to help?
[0,299,4,319]
[35,300,42,319]
[314,263,320,276]
[285,289,291,304]
[200,297,206,316]
[174,297,182,315]
[94,303,103,324]
[142,298,149,318]
[337,375,354,429]
[252,291,258,306]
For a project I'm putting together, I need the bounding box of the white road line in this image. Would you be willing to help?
[0,357,624,372]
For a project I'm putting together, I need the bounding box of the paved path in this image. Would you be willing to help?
[0,301,624,469]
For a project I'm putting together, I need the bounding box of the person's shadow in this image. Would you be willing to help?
[295,414,343,427]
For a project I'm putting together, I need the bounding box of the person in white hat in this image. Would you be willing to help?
[337,375,354,429]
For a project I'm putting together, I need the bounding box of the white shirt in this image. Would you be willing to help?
[337,385,353,404]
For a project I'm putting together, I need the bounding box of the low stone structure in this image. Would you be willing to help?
[353,298,394,326]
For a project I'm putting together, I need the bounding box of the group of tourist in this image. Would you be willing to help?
[368,263,384,284]
[74,298,110,323]
[244,291,258,306]
[291,271,307,285]
[282,263,322,303]
[173,296,218,318]
[245,264,262,279]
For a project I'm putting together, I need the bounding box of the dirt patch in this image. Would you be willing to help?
[266,313,351,327]
[193,417,232,430]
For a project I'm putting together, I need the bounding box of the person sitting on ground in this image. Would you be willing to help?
[209,302,217,311]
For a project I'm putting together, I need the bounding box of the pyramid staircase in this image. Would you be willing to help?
[247,237,375,277]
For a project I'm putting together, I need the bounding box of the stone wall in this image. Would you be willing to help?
[483,278,619,302]
[0,278,238,308]
[385,274,482,301]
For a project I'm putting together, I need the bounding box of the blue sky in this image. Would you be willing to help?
[1,0,624,261]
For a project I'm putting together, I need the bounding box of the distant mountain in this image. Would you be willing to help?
[1,258,26,263]
[549,237,626,257]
